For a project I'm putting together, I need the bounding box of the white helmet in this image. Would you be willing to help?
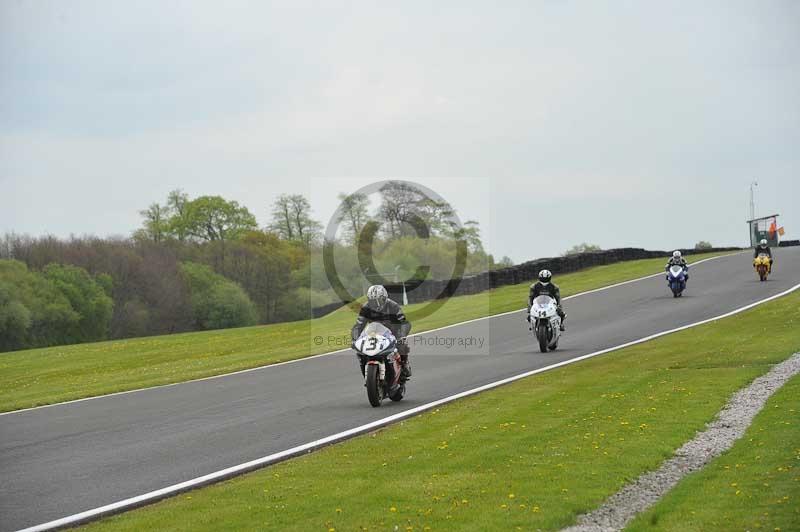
[760,239,768,247]
[367,285,388,309]
[538,269,552,284]
[673,250,682,259]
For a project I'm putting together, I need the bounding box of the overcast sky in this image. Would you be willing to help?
[1,1,798,261]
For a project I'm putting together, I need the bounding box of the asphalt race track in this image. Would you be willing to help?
[2,248,799,531]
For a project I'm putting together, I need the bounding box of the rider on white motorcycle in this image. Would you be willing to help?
[527,270,566,331]
[351,285,412,379]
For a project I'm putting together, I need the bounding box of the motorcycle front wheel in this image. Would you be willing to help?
[537,322,548,353]
[365,364,382,407]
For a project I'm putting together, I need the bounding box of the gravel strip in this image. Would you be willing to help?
[562,352,800,532]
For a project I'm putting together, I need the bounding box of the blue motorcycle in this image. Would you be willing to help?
[666,264,688,297]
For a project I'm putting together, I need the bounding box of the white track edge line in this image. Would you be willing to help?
[17,277,797,532]
[0,252,742,417]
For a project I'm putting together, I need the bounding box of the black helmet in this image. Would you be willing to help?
[538,269,552,284]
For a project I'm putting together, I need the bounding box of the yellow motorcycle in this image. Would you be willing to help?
[753,253,771,282]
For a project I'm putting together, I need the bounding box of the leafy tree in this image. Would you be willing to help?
[5,236,194,340]
[0,260,80,351]
[201,232,295,323]
[116,243,194,338]
[374,236,487,281]
[135,203,171,243]
[0,282,32,351]
[183,196,258,242]
[275,286,335,322]
[270,194,295,240]
[377,181,456,239]
[309,241,367,301]
[180,196,258,272]
[336,192,370,244]
[695,241,712,250]
[117,299,151,339]
[269,194,322,245]
[180,262,258,330]
[452,220,484,252]
[563,242,602,256]
[206,282,259,329]
[43,263,114,343]
[378,181,423,239]
[166,189,191,241]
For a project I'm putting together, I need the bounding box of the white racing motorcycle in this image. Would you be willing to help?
[352,322,406,407]
[529,295,562,353]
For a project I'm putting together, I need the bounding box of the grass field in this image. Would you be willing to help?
[627,374,800,532]
[0,251,730,413]
[79,282,800,531]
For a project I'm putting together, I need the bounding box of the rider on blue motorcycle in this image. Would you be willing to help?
[665,251,689,281]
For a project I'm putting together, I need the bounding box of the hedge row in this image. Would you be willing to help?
[312,247,742,317]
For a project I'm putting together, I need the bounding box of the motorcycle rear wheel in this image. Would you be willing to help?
[365,364,382,407]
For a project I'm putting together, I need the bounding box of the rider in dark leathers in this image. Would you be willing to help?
[527,269,566,331]
[352,285,412,379]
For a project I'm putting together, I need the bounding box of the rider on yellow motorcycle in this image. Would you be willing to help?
[753,239,773,273]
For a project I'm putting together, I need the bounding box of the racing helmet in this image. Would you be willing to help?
[759,239,768,247]
[538,269,552,284]
[367,285,388,310]
[673,250,682,259]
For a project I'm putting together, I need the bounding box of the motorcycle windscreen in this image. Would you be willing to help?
[362,322,393,339]
[669,266,684,276]
[355,322,395,355]
[532,295,555,307]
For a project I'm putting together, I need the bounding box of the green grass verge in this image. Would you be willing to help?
[0,251,730,413]
[79,282,799,532]
[627,374,800,532]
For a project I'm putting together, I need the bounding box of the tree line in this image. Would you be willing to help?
[1,182,508,352]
